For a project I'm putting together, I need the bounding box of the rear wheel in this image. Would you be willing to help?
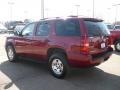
[48,53,69,79]
[6,45,18,62]
[115,40,120,52]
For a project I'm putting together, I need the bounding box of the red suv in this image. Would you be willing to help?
[5,17,113,78]
[107,24,120,51]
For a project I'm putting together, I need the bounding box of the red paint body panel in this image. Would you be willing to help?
[5,17,113,68]
[110,30,120,44]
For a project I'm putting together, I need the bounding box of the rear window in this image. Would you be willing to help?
[85,21,110,37]
[56,19,81,36]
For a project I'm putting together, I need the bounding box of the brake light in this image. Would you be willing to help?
[80,42,89,54]
[71,36,89,54]
[79,35,89,53]
[84,43,89,47]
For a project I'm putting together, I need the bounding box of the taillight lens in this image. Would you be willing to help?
[80,42,89,54]
[79,36,90,54]
[71,37,89,54]
[71,44,89,54]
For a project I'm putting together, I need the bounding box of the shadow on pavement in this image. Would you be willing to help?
[113,51,120,56]
[0,59,120,90]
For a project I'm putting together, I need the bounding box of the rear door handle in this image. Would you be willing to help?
[41,39,50,43]
[45,39,50,42]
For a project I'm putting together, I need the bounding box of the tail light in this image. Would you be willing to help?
[80,39,89,54]
[71,43,89,54]
[71,36,89,54]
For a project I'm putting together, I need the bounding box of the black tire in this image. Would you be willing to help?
[6,45,18,62]
[114,40,120,52]
[48,53,69,79]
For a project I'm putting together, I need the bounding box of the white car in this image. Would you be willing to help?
[114,25,120,30]
[106,24,114,31]
[0,24,7,33]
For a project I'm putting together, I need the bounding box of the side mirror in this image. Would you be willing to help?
[14,30,22,36]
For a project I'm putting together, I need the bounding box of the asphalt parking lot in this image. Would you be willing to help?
[0,34,120,90]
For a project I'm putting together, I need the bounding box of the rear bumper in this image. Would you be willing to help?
[91,47,113,61]
[68,47,113,68]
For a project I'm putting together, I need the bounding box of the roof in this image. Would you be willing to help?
[39,16,103,22]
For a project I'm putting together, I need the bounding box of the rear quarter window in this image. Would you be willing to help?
[55,19,81,36]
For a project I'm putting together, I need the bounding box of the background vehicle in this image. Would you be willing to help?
[110,30,120,52]
[5,21,23,30]
[106,24,120,52]
[14,24,26,35]
[106,24,114,31]
[5,17,113,78]
[0,24,8,33]
[114,25,120,30]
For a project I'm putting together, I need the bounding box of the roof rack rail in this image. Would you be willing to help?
[40,18,48,20]
[40,17,61,20]
[68,15,78,17]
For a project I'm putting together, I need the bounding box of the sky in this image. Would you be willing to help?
[0,0,120,23]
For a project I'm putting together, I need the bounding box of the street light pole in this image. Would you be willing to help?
[41,0,44,19]
[24,11,28,19]
[93,0,95,18]
[113,4,120,24]
[115,6,118,24]
[107,8,111,23]
[8,2,14,21]
[75,5,80,16]
[45,8,49,18]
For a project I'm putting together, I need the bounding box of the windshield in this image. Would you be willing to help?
[115,25,120,29]
[107,24,114,30]
[84,21,110,37]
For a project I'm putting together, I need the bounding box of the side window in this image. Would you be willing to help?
[22,23,35,36]
[56,19,80,36]
[36,22,50,36]
[56,20,65,35]
[115,26,120,29]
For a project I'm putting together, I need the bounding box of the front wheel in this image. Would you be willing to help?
[6,45,17,62]
[115,40,120,52]
[48,53,69,79]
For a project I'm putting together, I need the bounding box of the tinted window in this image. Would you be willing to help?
[56,19,80,36]
[85,21,110,36]
[115,26,120,29]
[107,24,114,30]
[22,23,35,36]
[36,22,50,36]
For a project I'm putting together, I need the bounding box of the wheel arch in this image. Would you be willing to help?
[113,38,120,44]
[47,47,68,60]
[5,42,15,50]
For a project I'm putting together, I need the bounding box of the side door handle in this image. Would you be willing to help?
[45,39,50,42]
